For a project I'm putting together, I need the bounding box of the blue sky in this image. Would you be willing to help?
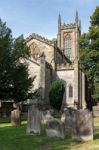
[0,0,99,39]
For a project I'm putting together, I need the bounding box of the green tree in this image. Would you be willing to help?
[92,83,99,102]
[49,80,65,111]
[79,6,99,104]
[0,19,33,103]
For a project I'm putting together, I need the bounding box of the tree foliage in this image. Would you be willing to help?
[79,6,99,103]
[92,83,99,102]
[0,19,33,103]
[49,80,65,111]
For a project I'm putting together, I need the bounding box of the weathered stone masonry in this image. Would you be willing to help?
[26,12,86,109]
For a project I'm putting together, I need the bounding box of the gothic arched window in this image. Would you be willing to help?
[68,84,73,98]
[64,35,71,58]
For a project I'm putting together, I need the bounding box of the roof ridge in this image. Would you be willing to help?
[26,33,54,46]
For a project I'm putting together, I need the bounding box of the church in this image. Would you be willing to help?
[26,12,87,109]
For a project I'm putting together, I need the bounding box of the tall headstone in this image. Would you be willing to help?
[72,110,93,141]
[27,104,41,135]
[11,103,21,126]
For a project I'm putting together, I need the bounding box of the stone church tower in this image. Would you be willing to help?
[57,11,81,60]
[56,12,86,109]
[26,12,86,109]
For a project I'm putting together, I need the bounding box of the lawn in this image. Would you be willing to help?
[0,118,99,150]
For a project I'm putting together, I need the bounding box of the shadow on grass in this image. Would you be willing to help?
[0,121,99,150]
[37,127,85,150]
[0,123,73,150]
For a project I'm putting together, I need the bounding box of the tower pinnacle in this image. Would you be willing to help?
[58,13,61,33]
[58,14,61,24]
[75,10,79,24]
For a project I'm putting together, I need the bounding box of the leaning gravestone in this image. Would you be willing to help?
[11,103,21,127]
[72,109,93,141]
[27,104,41,135]
[46,118,65,139]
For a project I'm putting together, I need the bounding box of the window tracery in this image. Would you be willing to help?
[64,34,71,58]
[30,42,40,59]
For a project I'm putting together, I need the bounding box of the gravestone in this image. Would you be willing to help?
[11,109,21,126]
[61,113,65,123]
[61,108,74,128]
[72,109,93,141]
[46,118,65,139]
[27,104,41,135]
[42,110,53,124]
[92,105,99,117]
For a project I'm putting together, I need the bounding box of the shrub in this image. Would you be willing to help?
[49,80,65,111]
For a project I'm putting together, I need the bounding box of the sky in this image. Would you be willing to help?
[0,0,99,39]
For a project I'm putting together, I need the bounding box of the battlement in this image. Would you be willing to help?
[61,23,77,29]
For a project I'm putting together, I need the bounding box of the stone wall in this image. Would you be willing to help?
[45,66,52,105]
[57,24,79,61]
[27,57,53,107]
[27,38,55,64]
[25,28,86,109]
[55,49,66,65]
[26,37,54,106]
[74,61,79,107]
[27,59,40,91]
[56,69,75,107]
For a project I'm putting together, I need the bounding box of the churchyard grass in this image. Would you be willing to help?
[0,118,99,150]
